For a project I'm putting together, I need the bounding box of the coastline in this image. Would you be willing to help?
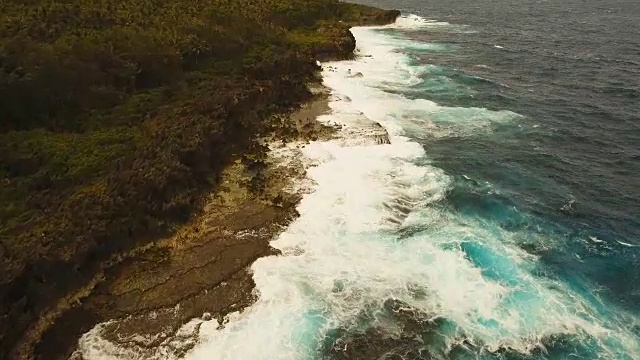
[35,88,338,360]
[48,5,640,359]
[0,3,400,358]
[70,65,396,360]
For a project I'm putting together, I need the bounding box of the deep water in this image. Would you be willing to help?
[76,2,640,359]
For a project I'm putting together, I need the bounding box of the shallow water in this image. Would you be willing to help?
[76,4,640,359]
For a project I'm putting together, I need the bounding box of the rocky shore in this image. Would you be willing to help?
[62,91,338,360]
[0,1,399,358]
[71,82,396,360]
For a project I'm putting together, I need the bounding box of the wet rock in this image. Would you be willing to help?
[372,122,392,144]
[323,300,442,360]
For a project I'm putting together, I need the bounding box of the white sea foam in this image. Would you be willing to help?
[186,22,640,360]
[394,14,452,29]
[76,16,640,360]
[616,240,639,247]
[332,27,521,140]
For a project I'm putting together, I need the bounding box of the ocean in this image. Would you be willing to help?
[78,1,640,359]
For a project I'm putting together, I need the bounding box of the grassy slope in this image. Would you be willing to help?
[0,0,398,358]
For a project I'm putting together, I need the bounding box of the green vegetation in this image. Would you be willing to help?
[0,0,398,358]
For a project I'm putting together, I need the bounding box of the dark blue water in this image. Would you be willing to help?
[330,0,640,358]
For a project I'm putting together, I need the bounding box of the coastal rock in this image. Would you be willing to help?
[339,115,391,146]
[365,9,402,25]
[314,23,357,61]
[323,299,442,360]
[368,121,392,145]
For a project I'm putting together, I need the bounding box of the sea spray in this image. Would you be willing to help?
[76,15,640,360]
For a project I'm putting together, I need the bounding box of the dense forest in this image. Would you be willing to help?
[0,0,398,358]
